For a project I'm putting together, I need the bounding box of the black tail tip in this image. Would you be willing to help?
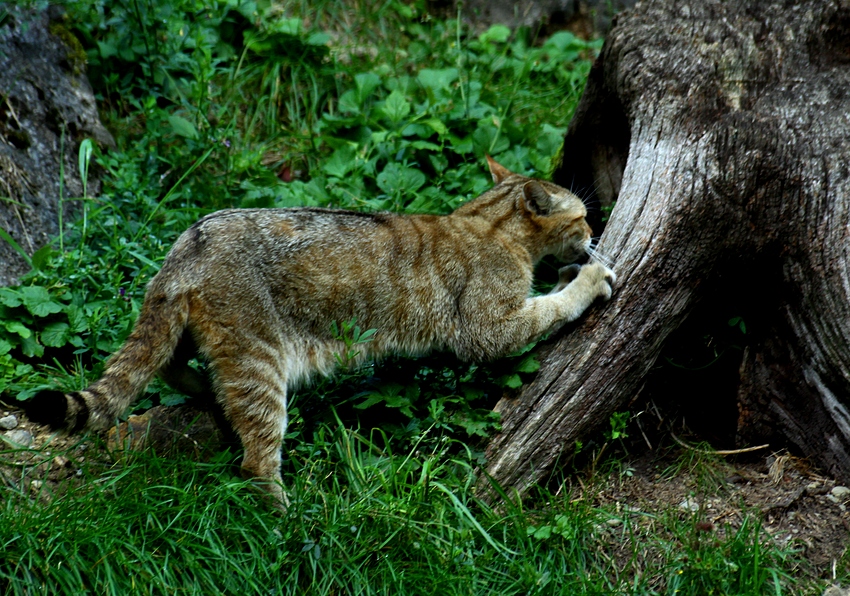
[22,390,72,430]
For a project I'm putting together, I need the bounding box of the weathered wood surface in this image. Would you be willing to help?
[480,0,850,500]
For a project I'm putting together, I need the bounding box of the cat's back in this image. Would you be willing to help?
[161,207,401,273]
[189,207,393,250]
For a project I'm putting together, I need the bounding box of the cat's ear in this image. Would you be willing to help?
[486,155,514,184]
[522,180,553,215]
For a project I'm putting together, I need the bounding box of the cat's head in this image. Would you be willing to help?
[484,156,592,264]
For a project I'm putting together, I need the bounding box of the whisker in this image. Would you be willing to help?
[586,245,614,268]
[568,180,600,208]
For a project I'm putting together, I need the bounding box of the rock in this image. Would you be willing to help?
[831,486,850,500]
[0,5,114,286]
[106,405,225,459]
[0,414,18,430]
[678,496,699,512]
[3,429,33,447]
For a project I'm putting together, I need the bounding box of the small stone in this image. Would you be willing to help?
[0,415,18,430]
[4,429,33,447]
[826,494,840,504]
[53,455,69,468]
[831,486,850,500]
[606,518,622,527]
[678,497,699,512]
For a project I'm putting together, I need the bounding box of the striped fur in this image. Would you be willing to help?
[27,158,615,506]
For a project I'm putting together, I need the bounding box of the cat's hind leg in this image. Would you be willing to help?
[206,341,291,508]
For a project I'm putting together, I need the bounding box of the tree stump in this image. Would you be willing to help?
[480,0,850,500]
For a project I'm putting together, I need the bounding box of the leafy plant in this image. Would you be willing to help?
[330,318,377,368]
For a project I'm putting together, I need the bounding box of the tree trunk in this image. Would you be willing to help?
[480,0,850,500]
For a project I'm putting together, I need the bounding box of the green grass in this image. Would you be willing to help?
[0,0,826,593]
[0,423,801,595]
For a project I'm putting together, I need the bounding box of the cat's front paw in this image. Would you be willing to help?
[579,262,616,301]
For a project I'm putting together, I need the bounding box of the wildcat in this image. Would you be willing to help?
[26,157,615,505]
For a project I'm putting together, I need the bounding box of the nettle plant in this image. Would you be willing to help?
[268,25,598,215]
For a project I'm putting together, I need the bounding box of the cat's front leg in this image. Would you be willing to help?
[547,261,616,324]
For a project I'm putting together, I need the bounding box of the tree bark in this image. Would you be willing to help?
[480,0,850,500]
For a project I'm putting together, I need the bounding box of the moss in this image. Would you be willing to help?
[48,20,87,76]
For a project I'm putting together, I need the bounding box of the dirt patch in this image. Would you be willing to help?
[0,403,223,500]
[578,445,850,586]
[0,405,108,499]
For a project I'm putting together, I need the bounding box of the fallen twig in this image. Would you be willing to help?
[670,433,769,456]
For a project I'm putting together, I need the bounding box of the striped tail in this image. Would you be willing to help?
[25,289,189,432]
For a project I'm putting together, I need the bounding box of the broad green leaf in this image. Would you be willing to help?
[168,115,199,139]
[500,373,523,389]
[381,90,411,124]
[355,72,382,104]
[4,320,30,338]
[514,354,540,373]
[274,17,301,35]
[322,145,356,178]
[19,333,43,358]
[409,140,441,151]
[370,130,389,144]
[472,121,509,156]
[19,286,63,317]
[97,39,117,59]
[0,338,12,355]
[417,68,459,96]
[338,90,361,114]
[0,288,21,308]
[306,32,331,46]
[30,244,55,271]
[449,134,474,154]
[41,321,70,348]
[423,118,448,136]
[544,31,579,51]
[377,163,426,196]
[354,394,385,410]
[161,393,188,406]
[65,303,87,333]
[479,24,511,44]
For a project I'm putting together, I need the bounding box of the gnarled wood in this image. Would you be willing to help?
[480,0,850,500]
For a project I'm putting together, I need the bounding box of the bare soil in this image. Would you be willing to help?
[582,446,850,586]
